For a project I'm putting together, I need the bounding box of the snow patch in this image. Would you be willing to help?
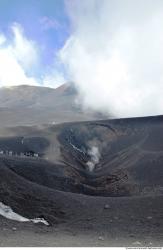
[31,218,49,226]
[70,142,84,154]
[0,202,49,226]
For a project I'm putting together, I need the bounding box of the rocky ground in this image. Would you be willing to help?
[0,194,163,247]
[0,115,163,247]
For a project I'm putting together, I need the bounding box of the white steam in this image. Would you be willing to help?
[60,0,163,117]
[87,146,100,172]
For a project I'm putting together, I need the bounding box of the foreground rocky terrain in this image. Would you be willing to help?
[0,115,163,246]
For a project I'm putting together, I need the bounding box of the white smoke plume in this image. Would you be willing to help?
[87,146,100,172]
[60,0,163,118]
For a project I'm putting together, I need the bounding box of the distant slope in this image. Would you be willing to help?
[0,83,107,127]
[0,83,77,108]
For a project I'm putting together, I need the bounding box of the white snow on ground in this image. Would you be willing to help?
[30,218,49,226]
[70,142,84,154]
[0,202,49,226]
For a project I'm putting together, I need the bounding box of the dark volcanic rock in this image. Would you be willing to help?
[0,115,163,229]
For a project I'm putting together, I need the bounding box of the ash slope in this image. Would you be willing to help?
[0,114,163,237]
[0,83,107,127]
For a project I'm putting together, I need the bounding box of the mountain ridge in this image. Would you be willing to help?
[0,83,108,127]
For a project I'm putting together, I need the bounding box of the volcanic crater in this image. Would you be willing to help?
[1,115,163,203]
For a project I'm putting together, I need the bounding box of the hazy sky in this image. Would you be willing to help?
[0,0,69,87]
[0,0,163,117]
[0,0,69,60]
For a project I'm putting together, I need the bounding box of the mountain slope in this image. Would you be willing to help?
[0,83,107,127]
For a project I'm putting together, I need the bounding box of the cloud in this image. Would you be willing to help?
[39,16,61,31]
[42,69,66,88]
[0,23,67,89]
[11,23,38,71]
[0,23,39,87]
[60,0,163,118]
[0,34,6,46]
